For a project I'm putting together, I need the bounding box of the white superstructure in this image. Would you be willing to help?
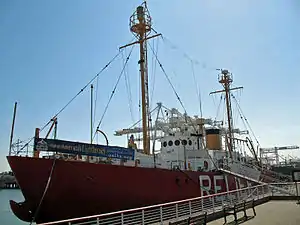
[113,103,261,180]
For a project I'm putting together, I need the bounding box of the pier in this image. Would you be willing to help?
[36,182,300,225]
[209,200,300,225]
[0,172,19,189]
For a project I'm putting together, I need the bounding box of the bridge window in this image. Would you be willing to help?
[163,141,167,147]
[182,140,187,145]
[168,140,173,146]
[175,140,180,146]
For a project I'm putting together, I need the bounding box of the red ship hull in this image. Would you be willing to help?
[7,156,238,224]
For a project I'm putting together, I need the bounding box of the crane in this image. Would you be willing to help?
[259,145,300,165]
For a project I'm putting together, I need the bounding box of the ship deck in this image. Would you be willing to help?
[208,200,300,225]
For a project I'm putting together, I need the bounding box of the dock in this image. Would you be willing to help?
[36,182,300,225]
[0,173,19,189]
[209,200,300,225]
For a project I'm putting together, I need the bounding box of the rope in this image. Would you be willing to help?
[160,35,215,71]
[147,43,185,111]
[43,50,123,131]
[214,95,223,122]
[30,159,57,224]
[231,94,260,146]
[147,42,197,132]
[93,46,134,140]
[122,50,134,123]
[18,50,124,152]
[126,105,160,130]
[149,37,159,110]
[192,60,203,118]
[93,71,100,129]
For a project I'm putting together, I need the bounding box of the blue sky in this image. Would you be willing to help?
[1,0,300,171]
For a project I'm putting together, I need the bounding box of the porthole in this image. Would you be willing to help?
[163,141,167,147]
[175,140,180,146]
[168,140,173,146]
[182,140,187,145]
[188,140,192,145]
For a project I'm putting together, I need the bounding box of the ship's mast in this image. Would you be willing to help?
[120,2,161,155]
[210,69,243,159]
[9,102,17,156]
[136,5,150,155]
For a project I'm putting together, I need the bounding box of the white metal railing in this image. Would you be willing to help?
[37,182,300,225]
[37,184,270,225]
[269,182,300,196]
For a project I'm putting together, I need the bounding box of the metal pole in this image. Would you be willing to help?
[296,182,300,205]
[9,102,17,156]
[87,84,93,163]
[152,103,162,168]
[33,128,40,158]
[54,120,58,139]
[184,144,187,170]
[91,84,93,144]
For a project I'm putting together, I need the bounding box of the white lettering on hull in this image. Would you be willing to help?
[214,175,225,202]
[214,175,224,194]
[199,175,211,196]
[199,175,229,196]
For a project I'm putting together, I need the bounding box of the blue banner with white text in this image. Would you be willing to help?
[34,138,135,160]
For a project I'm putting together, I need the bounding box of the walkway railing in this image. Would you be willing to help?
[269,182,300,196]
[38,184,270,225]
[38,182,300,225]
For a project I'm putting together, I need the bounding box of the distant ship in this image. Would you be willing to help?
[7,2,292,224]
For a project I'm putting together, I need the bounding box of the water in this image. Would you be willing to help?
[0,189,28,225]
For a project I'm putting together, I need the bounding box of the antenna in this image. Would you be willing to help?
[120,2,161,155]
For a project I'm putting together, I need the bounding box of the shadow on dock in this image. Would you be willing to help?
[223,216,255,225]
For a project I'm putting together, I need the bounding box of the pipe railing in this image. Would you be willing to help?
[269,182,300,196]
[38,184,270,225]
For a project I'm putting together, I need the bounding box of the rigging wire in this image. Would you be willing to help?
[153,32,214,119]
[126,104,160,130]
[231,93,260,146]
[214,94,223,123]
[233,98,239,129]
[93,70,100,129]
[122,50,134,122]
[147,42,197,131]
[29,159,56,224]
[17,49,125,152]
[159,34,208,120]
[190,59,203,118]
[160,35,216,71]
[93,46,135,140]
[230,93,259,159]
[231,96,251,147]
[233,89,242,129]
[149,37,159,110]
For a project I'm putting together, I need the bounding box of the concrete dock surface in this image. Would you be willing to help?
[208,201,300,225]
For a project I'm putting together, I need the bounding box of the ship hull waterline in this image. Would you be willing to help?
[8,156,245,223]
